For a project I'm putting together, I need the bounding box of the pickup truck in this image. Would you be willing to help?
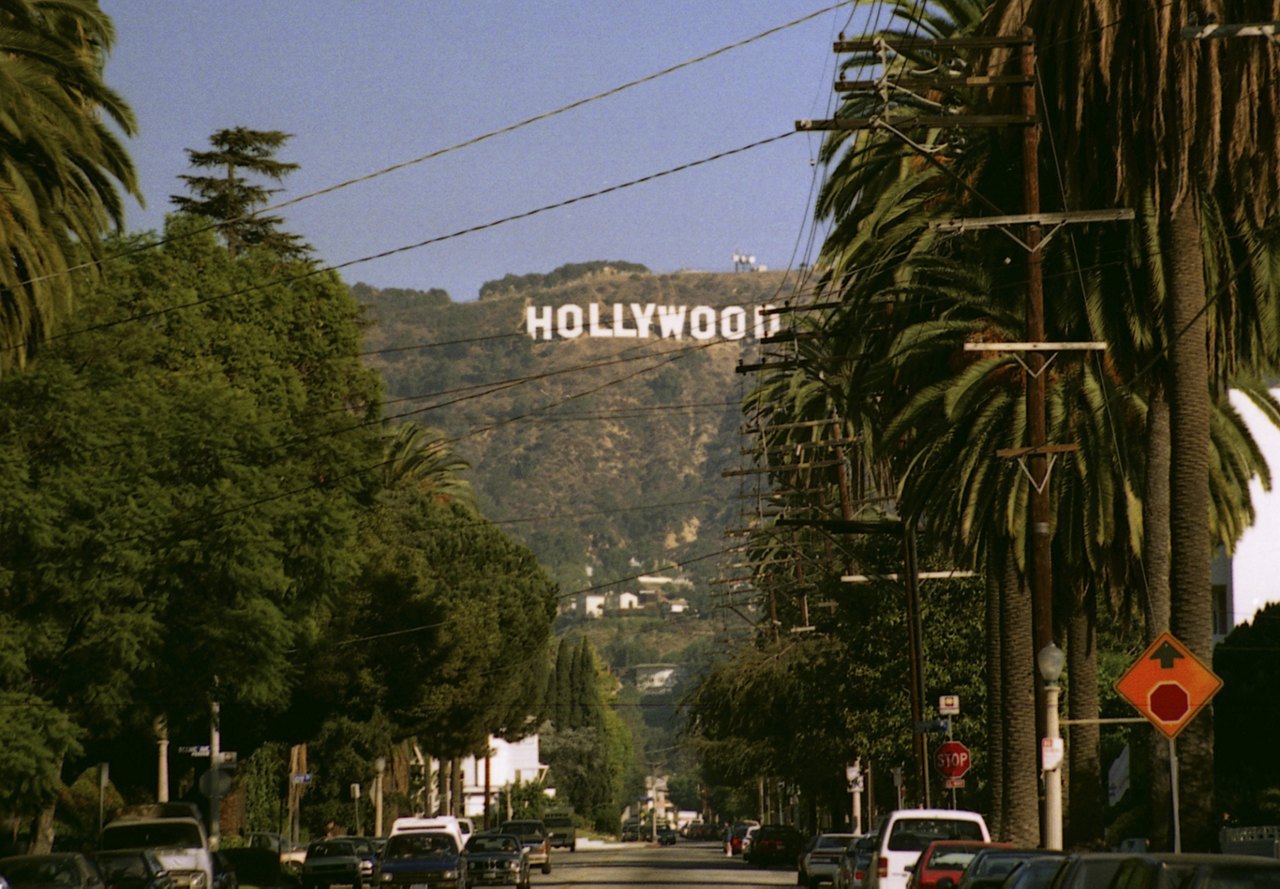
[100,805,213,889]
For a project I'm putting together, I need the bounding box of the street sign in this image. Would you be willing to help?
[934,740,972,779]
[291,772,312,784]
[1041,737,1064,771]
[1114,631,1223,739]
[939,695,960,716]
[943,777,966,789]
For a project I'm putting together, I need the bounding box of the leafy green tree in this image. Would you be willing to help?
[0,0,140,371]
[171,127,308,258]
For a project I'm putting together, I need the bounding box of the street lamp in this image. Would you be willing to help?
[1037,642,1065,850]
[374,757,387,837]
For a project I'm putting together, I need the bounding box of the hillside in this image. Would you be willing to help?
[354,263,793,610]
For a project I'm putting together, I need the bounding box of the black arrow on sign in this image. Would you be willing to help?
[1150,641,1185,669]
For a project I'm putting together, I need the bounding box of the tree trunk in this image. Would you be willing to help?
[1000,543,1039,845]
[1167,195,1215,852]
[1066,587,1104,847]
[985,550,1006,841]
[1143,384,1173,849]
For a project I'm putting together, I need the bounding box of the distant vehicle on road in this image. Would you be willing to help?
[463,833,528,889]
[498,821,551,876]
[375,832,465,889]
[543,811,576,852]
[300,840,364,889]
[657,827,678,847]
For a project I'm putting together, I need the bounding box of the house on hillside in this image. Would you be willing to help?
[632,663,682,694]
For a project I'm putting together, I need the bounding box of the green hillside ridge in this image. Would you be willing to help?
[354,264,793,604]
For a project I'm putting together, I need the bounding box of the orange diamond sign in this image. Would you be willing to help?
[1114,631,1223,739]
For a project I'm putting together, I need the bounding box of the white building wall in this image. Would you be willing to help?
[1228,389,1280,628]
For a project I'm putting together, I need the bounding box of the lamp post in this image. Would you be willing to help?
[374,757,387,837]
[1037,642,1065,850]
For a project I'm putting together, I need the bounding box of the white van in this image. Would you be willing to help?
[866,809,990,889]
[388,816,467,851]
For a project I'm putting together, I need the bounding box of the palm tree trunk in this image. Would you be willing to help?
[1142,383,1173,849]
[986,553,1006,841]
[1066,586,1103,846]
[1000,543,1039,845]
[1167,195,1215,852]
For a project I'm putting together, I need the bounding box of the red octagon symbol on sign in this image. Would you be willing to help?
[935,741,971,779]
[1148,681,1190,724]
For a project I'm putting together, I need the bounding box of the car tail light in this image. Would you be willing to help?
[856,871,866,882]
[879,857,889,878]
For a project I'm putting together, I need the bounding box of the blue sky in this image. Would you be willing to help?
[99,2,876,301]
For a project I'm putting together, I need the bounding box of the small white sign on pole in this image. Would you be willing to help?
[939,695,960,716]
[1041,738,1064,771]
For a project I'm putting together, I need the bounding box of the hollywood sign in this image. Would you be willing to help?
[526,303,781,341]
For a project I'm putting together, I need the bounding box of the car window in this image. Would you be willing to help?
[930,850,981,870]
[384,834,457,858]
[1200,865,1280,889]
[889,820,985,851]
[466,837,519,854]
[102,824,203,850]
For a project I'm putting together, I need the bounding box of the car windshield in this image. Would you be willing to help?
[500,823,543,839]
[307,842,355,859]
[971,855,1037,878]
[466,837,519,855]
[545,818,572,828]
[384,834,457,858]
[888,820,985,851]
[102,823,202,850]
[1199,865,1280,889]
[817,836,853,850]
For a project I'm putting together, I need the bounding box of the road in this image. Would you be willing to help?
[532,840,800,889]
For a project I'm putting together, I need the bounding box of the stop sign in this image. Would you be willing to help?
[935,740,971,779]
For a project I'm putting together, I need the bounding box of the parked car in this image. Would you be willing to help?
[657,827,678,847]
[905,841,1006,889]
[1045,853,1129,889]
[954,849,1045,889]
[209,854,235,889]
[0,854,106,889]
[498,821,550,876]
[866,810,990,889]
[727,822,759,856]
[621,822,642,842]
[100,805,211,889]
[835,834,878,889]
[332,839,375,882]
[94,850,173,889]
[800,833,856,888]
[375,832,466,889]
[300,840,364,889]
[244,835,305,868]
[463,834,528,889]
[1002,856,1067,889]
[1106,854,1280,889]
[744,824,804,866]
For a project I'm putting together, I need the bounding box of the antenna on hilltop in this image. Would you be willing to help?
[732,251,763,273]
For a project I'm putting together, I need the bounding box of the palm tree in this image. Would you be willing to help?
[378,422,475,508]
[0,0,139,372]
[973,0,1280,849]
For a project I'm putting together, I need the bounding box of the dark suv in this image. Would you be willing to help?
[543,814,577,852]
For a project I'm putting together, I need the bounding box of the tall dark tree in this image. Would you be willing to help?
[171,127,308,259]
[0,0,140,371]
